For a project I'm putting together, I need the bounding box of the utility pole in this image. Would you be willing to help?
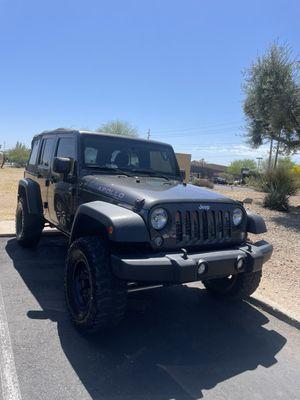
[256,157,263,171]
[267,138,273,171]
[147,129,151,140]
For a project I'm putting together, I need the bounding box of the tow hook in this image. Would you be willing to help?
[181,248,188,260]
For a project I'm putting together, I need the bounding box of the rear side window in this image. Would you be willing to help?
[56,137,75,159]
[39,138,55,167]
[28,140,40,165]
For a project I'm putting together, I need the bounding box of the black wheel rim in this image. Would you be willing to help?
[71,255,92,320]
[56,201,66,227]
[16,203,24,239]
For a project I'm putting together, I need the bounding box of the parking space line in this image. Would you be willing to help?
[0,284,22,400]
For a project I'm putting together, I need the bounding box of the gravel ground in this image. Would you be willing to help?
[214,186,300,320]
[0,167,23,220]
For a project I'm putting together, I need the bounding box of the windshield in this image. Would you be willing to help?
[81,134,181,180]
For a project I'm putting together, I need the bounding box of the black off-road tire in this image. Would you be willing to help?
[203,270,262,300]
[15,196,44,248]
[65,236,127,333]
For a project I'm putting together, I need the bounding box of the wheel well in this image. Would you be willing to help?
[70,214,108,243]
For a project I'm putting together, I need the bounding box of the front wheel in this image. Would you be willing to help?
[65,236,127,333]
[203,270,262,300]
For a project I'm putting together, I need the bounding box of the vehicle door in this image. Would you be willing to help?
[36,136,56,219]
[48,135,77,232]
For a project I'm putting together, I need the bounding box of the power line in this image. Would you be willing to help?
[151,120,244,134]
[151,126,245,138]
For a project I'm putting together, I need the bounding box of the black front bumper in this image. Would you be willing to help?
[111,240,273,283]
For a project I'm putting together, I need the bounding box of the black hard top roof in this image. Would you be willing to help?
[32,128,170,147]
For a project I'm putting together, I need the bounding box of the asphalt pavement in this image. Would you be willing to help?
[0,235,299,400]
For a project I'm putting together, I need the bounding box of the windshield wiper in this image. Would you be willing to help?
[85,165,133,177]
[130,169,171,180]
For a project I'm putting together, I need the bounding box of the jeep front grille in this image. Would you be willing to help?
[175,209,232,245]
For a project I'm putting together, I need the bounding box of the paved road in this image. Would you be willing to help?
[0,236,299,400]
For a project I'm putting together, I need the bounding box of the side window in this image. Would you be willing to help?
[28,140,40,165]
[39,138,55,168]
[56,137,75,159]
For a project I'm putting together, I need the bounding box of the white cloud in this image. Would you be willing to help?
[196,144,270,157]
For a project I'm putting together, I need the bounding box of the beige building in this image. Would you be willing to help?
[175,152,191,182]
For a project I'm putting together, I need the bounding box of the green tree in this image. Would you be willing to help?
[243,43,300,169]
[277,156,296,170]
[97,119,139,137]
[6,142,30,167]
[227,159,257,178]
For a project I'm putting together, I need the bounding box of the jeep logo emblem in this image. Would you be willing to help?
[198,205,210,210]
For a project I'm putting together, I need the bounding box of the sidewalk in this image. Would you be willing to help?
[0,220,15,236]
[0,220,57,237]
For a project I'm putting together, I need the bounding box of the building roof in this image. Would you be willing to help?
[191,160,227,172]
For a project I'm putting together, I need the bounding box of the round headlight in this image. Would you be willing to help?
[150,208,168,230]
[232,208,243,226]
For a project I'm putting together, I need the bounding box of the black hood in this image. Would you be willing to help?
[81,174,236,209]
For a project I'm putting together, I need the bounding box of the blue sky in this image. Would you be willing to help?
[0,0,299,164]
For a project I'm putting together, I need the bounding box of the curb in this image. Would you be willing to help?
[249,295,300,330]
[0,233,16,238]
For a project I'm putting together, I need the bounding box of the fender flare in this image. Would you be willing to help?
[70,201,150,244]
[246,212,267,234]
[18,178,43,215]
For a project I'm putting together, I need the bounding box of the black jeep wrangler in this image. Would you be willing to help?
[16,128,272,333]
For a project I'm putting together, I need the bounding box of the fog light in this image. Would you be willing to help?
[236,256,245,271]
[197,261,208,275]
[154,236,163,247]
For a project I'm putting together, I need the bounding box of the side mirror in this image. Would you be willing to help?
[53,157,71,175]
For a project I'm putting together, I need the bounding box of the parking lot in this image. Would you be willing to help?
[0,235,299,400]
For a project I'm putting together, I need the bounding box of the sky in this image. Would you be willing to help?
[0,0,299,165]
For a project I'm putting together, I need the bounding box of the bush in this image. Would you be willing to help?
[193,178,214,189]
[261,166,299,211]
[6,142,30,167]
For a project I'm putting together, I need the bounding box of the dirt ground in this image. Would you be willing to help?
[215,186,300,320]
[0,167,24,219]
[0,168,299,319]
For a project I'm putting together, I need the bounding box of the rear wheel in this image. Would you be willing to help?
[203,270,262,300]
[65,236,127,333]
[15,196,44,248]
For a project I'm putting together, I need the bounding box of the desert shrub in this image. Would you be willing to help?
[292,165,300,186]
[193,178,214,189]
[244,175,264,190]
[261,166,299,211]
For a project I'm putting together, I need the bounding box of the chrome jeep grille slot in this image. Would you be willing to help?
[174,207,232,245]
